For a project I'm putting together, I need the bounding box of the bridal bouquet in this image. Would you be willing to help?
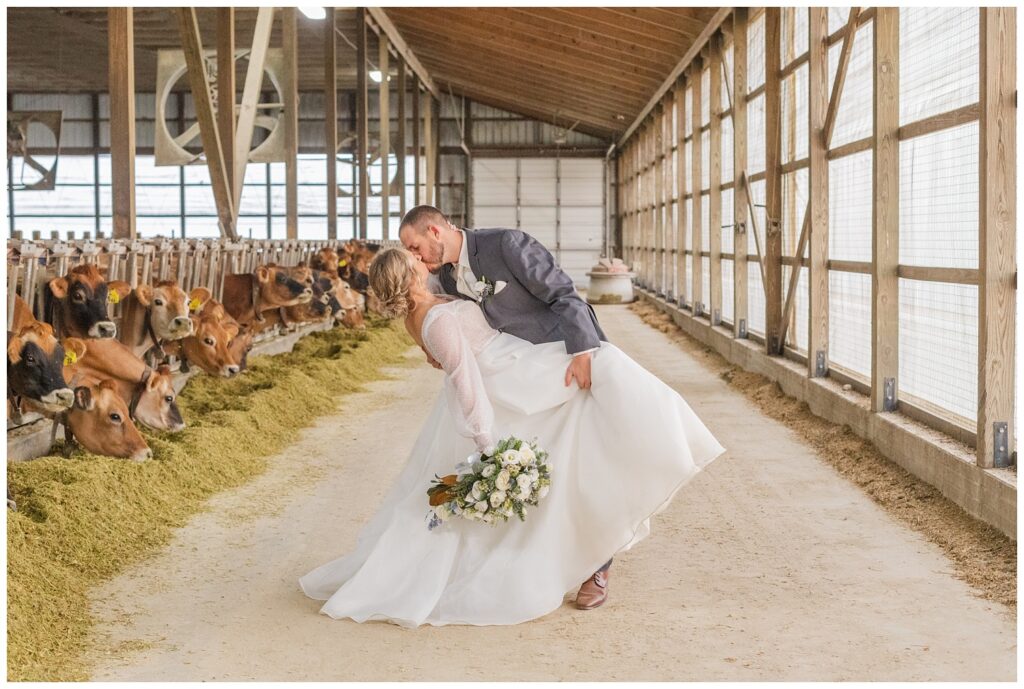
[426,436,552,530]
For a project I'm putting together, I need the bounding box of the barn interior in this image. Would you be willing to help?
[4,6,1018,682]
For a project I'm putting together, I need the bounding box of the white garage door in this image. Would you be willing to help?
[472,157,605,285]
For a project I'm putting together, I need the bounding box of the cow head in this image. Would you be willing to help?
[228,325,255,372]
[288,263,317,289]
[132,364,185,433]
[310,247,341,275]
[180,313,242,378]
[67,379,152,461]
[7,322,78,412]
[255,264,313,309]
[48,263,131,338]
[328,275,366,330]
[132,281,202,341]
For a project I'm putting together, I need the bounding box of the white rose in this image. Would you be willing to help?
[501,449,521,466]
[482,463,497,478]
[542,463,553,473]
[471,480,486,501]
[529,468,540,482]
[494,470,511,491]
[475,500,489,513]
[538,485,550,499]
[516,473,533,492]
[473,280,488,295]
[519,445,536,464]
[489,490,507,508]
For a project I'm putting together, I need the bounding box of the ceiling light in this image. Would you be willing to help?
[369,70,391,83]
[615,114,626,121]
[299,7,326,20]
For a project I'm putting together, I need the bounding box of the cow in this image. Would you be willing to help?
[7,295,77,417]
[66,379,152,461]
[46,263,132,339]
[119,281,210,365]
[324,273,366,330]
[309,246,342,277]
[197,299,255,372]
[220,264,313,327]
[166,311,243,378]
[63,336,185,432]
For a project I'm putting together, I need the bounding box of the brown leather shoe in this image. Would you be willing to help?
[575,568,610,610]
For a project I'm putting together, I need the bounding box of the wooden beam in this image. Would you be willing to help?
[424,89,434,206]
[379,33,391,239]
[897,265,980,285]
[365,7,440,99]
[777,211,811,348]
[808,7,829,377]
[176,8,235,239]
[977,7,1016,468]
[108,8,136,240]
[709,36,723,324]
[732,8,749,337]
[324,7,337,240]
[690,65,704,315]
[654,101,665,296]
[282,8,299,239]
[675,78,688,306]
[396,60,407,220]
[764,8,783,353]
[619,8,732,146]
[823,7,862,148]
[356,7,369,239]
[412,73,421,207]
[231,7,273,224]
[871,8,899,413]
[217,8,235,198]
[898,102,980,141]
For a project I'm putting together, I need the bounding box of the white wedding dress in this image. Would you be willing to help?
[299,299,725,627]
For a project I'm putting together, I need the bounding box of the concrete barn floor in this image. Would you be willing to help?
[86,305,1016,681]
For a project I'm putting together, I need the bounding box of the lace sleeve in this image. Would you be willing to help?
[422,308,495,453]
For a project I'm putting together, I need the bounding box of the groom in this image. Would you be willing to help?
[399,205,614,610]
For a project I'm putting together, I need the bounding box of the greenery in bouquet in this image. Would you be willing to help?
[426,436,551,530]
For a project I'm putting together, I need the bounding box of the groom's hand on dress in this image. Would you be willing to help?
[565,352,593,390]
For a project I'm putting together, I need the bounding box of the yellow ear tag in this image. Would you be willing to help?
[338,259,348,267]
[189,298,202,312]
[107,289,120,304]
[63,351,77,366]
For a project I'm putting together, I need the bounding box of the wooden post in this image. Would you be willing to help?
[177,8,235,239]
[282,8,299,239]
[379,34,391,239]
[733,8,749,337]
[324,7,338,240]
[764,8,783,353]
[675,78,688,307]
[871,8,899,413]
[709,34,723,325]
[109,8,136,240]
[978,7,1016,467]
[808,7,829,376]
[397,60,407,219]
[217,8,235,198]
[662,95,672,297]
[412,75,421,207]
[424,92,434,206]
[653,103,664,296]
[356,7,369,239]
[691,63,703,315]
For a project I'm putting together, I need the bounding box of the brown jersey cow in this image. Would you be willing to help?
[66,379,152,461]
[119,281,210,365]
[47,263,131,339]
[7,295,77,415]
[167,311,243,378]
[220,265,313,327]
[63,337,184,432]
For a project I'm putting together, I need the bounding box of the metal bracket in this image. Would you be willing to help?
[883,377,897,411]
[738,318,748,338]
[767,218,782,237]
[693,301,704,318]
[736,221,746,235]
[815,350,827,377]
[712,308,721,326]
[993,422,1010,468]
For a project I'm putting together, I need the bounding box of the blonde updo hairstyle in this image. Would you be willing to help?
[368,247,418,319]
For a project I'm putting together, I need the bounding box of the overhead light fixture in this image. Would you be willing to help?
[615,114,626,121]
[299,7,326,20]
[370,70,391,83]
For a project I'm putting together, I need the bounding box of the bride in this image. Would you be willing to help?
[299,247,725,627]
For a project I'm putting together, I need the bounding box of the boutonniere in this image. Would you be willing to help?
[472,276,508,302]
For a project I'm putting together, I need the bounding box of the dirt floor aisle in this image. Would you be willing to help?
[86,306,1015,681]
